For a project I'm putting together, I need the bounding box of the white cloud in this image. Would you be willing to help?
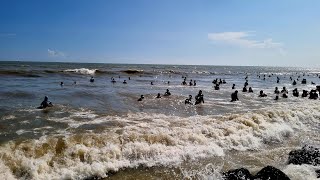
[208,31,283,49]
[48,49,65,57]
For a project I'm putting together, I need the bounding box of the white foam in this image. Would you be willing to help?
[181,163,224,180]
[48,109,100,128]
[64,68,97,75]
[0,160,16,180]
[1,115,15,120]
[16,129,31,135]
[283,164,318,180]
[1,102,320,179]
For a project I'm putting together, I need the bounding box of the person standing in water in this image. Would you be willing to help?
[259,90,267,97]
[195,90,204,105]
[138,95,144,101]
[164,89,171,96]
[185,95,192,104]
[230,90,239,102]
[37,96,53,109]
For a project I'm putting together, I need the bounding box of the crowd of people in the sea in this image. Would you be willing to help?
[38,72,320,108]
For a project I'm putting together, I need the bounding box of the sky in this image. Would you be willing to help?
[1,0,320,67]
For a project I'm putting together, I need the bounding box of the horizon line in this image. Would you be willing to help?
[0,59,316,69]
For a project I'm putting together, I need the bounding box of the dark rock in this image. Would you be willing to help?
[288,145,320,165]
[315,169,320,178]
[223,166,291,180]
[253,166,290,180]
[223,168,252,180]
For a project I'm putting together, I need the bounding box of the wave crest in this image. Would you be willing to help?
[63,68,97,75]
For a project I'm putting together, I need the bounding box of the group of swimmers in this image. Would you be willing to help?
[212,78,226,90]
[40,72,320,109]
[138,89,172,101]
[182,76,196,86]
[184,90,204,105]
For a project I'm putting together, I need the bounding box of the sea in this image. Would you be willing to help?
[0,61,320,179]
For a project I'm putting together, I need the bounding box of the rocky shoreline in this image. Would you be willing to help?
[223,145,320,180]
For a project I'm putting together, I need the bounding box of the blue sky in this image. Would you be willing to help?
[1,0,320,66]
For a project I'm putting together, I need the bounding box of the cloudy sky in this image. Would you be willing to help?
[1,0,320,66]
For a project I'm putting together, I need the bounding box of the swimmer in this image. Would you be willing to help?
[193,80,196,86]
[292,80,297,85]
[248,87,253,93]
[274,87,280,94]
[185,95,192,104]
[230,90,239,102]
[182,80,187,85]
[111,78,116,83]
[212,79,217,84]
[259,90,267,97]
[274,95,279,100]
[90,77,94,83]
[156,93,161,98]
[232,84,235,89]
[309,90,318,99]
[244,80,248,87]
[195,90,204,105]
[60,82,64,86]
[214,84,220,90]
[123,80,127,84]
[242,86,247,92]
[164,89,171,96]
[151,81,154,85]
[37,96,53,109]
[302,90,308,97]
[293,88,299,97]
[281,87,288,94]
[189,80,193,86]
[282,93,288,98]
[137,95,144,101]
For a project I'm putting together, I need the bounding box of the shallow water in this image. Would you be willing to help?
[0,61,320,179]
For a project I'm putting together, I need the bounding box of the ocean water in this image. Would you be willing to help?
[0,61,320,179]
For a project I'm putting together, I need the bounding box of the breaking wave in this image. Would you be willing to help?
[63,68,98,75]
[0,102,319,179]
